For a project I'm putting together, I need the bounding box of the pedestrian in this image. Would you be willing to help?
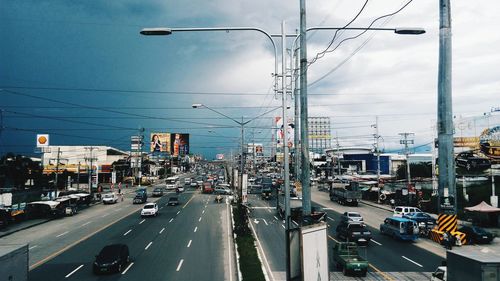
[390,198,395,209]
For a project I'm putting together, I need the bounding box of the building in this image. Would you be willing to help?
[308,117,331,154]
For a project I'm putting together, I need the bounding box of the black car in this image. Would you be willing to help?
[93,244,130,274]
[152,187,164,197]
[403,212,437,226]
[336,222,372,245]
[168,197,179,206]
[459,225,495,244]
[455,151,491,171]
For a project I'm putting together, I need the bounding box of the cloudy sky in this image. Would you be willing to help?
[1,0,499,159]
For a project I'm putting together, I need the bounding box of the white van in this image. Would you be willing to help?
[393,206,422,217]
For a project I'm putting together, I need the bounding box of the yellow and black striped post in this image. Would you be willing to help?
[430,213,467,245]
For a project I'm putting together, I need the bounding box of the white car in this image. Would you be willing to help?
[102,193,118,204]
[341,211,364,223]
[184,178,191,185]
[141,203,159,217]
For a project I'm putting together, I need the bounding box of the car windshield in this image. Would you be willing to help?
[169,197,178,201]
[349,213,361,217]
[103,194,113,198]
[472,227,488,234]
[154,188,162,192]
[144,205,154,209]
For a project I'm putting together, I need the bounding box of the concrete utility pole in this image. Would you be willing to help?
[77,161,81,190]
[399,133,414,183]
[293,44,301,180]
[85,146,98,193]
[299,0,311,216]
[54,147,61,189]
[373,117,381,203]
[437,0,456,214]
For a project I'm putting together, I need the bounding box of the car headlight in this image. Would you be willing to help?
[111,260,118,265]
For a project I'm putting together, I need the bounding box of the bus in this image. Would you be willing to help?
[379,217,419,241]
[165,176,180,190]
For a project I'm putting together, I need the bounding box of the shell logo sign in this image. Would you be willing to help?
[36,134,49,147]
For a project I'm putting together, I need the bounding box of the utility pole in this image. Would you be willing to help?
[336,134,341,176]
[85,146,98,193]
[299,0,311,217]
[400,133,415,202]
[437,0,456,214]
[55,147,61,190]
[293,38,301,181]
[373,117,381,203]
[77,161,81,190]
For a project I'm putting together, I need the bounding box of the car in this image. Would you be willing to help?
[177,186,184,193]
[455,151,491,171]
[190,181,198,187]
[341,212,363,223]
[152,187,164,197]
[102,193,118,204]
[458,225,495,244]
[133,192,147,204]
[184,178,191,185]
[167,197,180,206]
[93,244,130,274]
[141,203,158,217]
[214,186,232,195]
[336,222,372,245]
[403,212,436,226]
[393,206,422,217]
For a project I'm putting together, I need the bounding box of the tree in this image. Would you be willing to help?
[0,153,43,189]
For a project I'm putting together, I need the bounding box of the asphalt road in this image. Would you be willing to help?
[247,191,444,280]
[28,185,236,281]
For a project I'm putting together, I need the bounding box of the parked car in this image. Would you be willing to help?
[403,212,436,226]
[393,206,422,217]
[458,225,495,244]
[93,244,130,274]
[152,187,164,197]
[340,212,363,223]
[336,222,372,245]
[141,203,158,217]
[455,151,491,171]
[184,178,191,185]
[102,193,118,204]
[167,197,180,206]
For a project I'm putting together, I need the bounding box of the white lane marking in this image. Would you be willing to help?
[323,207,334,210]
[281,224,286,229]
[327,217,335,222]
[123,229,132,236]
[273,216,279,220]
[115,207,122,212]
[202,210,205,214]
[169,218,174,223]
[371,239,382,246]
[226,201,234,281]
[176,259,184,271]
[159,227,165,234]
[101,213,109,218]
[29,245,38,250]
[263,219,268,226]
[145,242,153,250]
[199,217,202,222]
[194,226,198,232]
[81,221,92,227]
[56,231,69,238]
[187,240,192,248]
[139,219,145,224]
[122,262,134,275]
[402,256,423,267]
[160,207,164,210]
[177,211,181,215]
[65,264,84,278]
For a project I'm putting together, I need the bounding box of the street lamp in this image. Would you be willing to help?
[192,103,282,203]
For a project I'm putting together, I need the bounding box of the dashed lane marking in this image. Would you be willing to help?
[327,217,335,222]
[159,227,165,234]
[139,219,145,225]
[123,229,132,236]
[56,231,69,238]
[194,226,198,232]
[122,262,134,275]
[65,264,84,278]
[176,259,184,271]
[29,245,38,250]
[169,218,174,223]
[281,224,285,229]
[402,256,423,267]
[187,240,192,248]
[263,219,268,226]
[202,210,205,214]
[273,216,279,220]
[371,239,382,246]
[177,211,181,215]
[81,221,92,227]
[145,242,153,250]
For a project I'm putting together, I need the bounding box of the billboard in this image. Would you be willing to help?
[276,117,294,148]
[170,133,190,157]
[150,133,171,153]
[36,134,49,147]
[300,223,329,281]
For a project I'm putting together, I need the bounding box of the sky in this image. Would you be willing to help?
[1,0,499,160]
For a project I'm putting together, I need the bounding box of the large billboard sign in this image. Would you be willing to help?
[36,134,49,147]
[150,133,171,153]
[276,117,294,148]
[170,133,189,157]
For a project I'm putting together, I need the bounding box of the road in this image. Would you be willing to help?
[1,174,236,281]
[248,189,444,281]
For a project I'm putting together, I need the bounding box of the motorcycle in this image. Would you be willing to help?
[214,194,223,203]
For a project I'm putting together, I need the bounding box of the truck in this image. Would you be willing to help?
[329,182,362,206]
[0,244,28,281]
[333,242,368,277]
[431,247,500,281]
